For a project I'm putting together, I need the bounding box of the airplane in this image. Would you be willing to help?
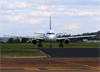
[2,16,96,48]
[31,16,96,48]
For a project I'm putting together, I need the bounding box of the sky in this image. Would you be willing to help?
[0,0,100,36]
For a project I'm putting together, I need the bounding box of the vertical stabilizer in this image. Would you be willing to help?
[50,16,51,30]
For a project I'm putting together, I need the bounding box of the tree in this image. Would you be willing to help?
[7,38,14,43]
[21,38,27,43]
[16,37,20,43]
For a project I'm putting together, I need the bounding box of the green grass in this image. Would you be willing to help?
[0,43,100,48]
[0,43,100,57]
[0,49,44,57]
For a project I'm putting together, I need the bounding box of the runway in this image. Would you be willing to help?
[0,57,100,72]
[37,48,100,57]
[5,48,99,57]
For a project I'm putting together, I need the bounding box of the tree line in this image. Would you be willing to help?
[1,31,100,43]
[7,38,29,43]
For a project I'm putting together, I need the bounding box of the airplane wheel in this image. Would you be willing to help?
[38,44,42,48]
[62,44,63,48]
[40,44,42,48]
[59,44,63,48]
[49,45,52,48]
[59,44,61,48]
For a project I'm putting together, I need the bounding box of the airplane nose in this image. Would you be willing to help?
[49,35,53,39]
[49,35,55,39]
[46,35,56,42]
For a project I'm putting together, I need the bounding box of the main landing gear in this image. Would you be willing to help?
[49,45,52,48]
[37,43,63,48]
[38,43,42,48]
[59,43,63,48]
[49,43,52,48]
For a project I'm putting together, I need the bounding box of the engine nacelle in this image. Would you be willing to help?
[32,39,37,45]
[64,39,70,45]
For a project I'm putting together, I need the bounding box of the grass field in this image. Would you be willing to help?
[0,43,100,57]
[1,43,100,48]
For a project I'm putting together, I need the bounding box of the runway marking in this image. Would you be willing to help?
[24,61,100,71]
[62,61,100,70]
[82,65,100,70]
[91,67,100,70]
[24,68,84,71]
[0,68,24,71]
[47,68,83,70]
[70,63,100,70]
[2,67,99,71]
[24,68,40,70]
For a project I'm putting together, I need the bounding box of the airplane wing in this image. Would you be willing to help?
[1,35,34,39]
[56,33,67,35]
[56,35,96,40]
[1,35,45,40]
[34,33,45,40]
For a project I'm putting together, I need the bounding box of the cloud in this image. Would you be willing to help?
[29,9,100,16]
[42,25,47,28]
[28,0,100,7]
[0,15,25,21]
[0,0,99,35]
[38,5,48,10]
[28,0,60,3]
[0,10,22,15]
[64,11,99,16]
[37,5,100,11]
[67,23,80,31]
[88,0,100,1]
[0,1,32,9]
[36,5,100,16]
[38,30,45,33]
[30,11,54,16]
[27,19,43,24]
[28,0,100,4]
[28,0,46,3]
[93,17,100,21]
[22,18,48,24]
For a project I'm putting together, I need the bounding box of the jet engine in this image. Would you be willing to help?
[64,39,70,45]
[32,39,37,45]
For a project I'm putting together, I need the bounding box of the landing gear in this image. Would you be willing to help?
[38,43,42,48]
[49,44,52,48]
[49,43,52,48]
[59,43,63,48]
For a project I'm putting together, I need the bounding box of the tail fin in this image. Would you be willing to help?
[50,16,51,30]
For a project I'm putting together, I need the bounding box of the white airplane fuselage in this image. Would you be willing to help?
[45,34,56,42]
[45,30,56,42]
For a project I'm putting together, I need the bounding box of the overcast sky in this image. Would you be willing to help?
[0,0,100,36]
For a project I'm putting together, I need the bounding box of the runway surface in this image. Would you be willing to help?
[0,57,100,72]
[38,48,100,57]
[6,48,99,57]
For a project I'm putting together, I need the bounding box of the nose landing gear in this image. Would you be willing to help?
[38,43,63,48]
[59,43,63,48]
[49,43,52,48]
[49,45,52,48]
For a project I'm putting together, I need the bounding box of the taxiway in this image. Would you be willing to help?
[0,57,100,72]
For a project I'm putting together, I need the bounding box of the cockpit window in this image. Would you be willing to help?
[47,33,55,35]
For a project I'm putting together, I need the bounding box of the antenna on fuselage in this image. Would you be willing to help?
[50,16,51,30]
